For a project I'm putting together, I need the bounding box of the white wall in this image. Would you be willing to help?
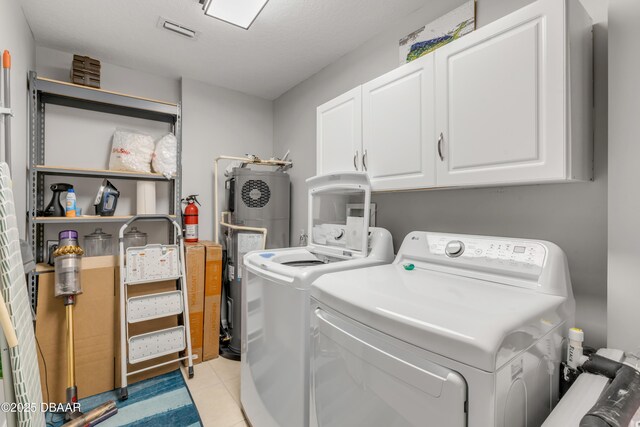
[36,46,179,102]
[181,78,273,241]
[607,0,640,353]
[0,0,35,238]
[274,0,609,347]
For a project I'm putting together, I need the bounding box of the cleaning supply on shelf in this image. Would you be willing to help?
[65,188,77,217]
[45,183,73,217]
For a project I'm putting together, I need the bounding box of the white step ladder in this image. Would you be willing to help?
[118,215,194,400]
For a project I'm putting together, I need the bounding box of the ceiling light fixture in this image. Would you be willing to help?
[201,0,269,30]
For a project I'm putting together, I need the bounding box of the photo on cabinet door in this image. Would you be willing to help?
[398,0,476,64]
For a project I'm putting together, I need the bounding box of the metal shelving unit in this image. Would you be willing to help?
[35,77,177,122]
[34,165,174,181]
[27,71,183,306]
[33,215,178,224]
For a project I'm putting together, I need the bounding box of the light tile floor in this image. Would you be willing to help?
[182,358,248,427]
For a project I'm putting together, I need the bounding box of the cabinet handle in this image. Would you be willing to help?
[353,150,359,170]
[437,132,444,161]
[362,150,368,171]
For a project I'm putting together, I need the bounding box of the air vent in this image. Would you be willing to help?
[158,18,199,39]
[241,180,271,208]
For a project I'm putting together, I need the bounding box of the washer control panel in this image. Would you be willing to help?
[429,235,545,266]
[397,232,567,293]
[423,234,547,278]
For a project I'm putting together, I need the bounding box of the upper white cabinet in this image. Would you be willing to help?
[315,0,592,191]
[316,87,362,175]
[435,0,592,186]
[362,54,436,191]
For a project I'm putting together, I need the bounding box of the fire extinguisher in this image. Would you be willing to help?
[182,195,201,242]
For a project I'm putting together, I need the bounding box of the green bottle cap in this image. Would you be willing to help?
[403,263,415,271]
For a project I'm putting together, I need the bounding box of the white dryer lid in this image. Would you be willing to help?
[305,172,371,259]
[310,264,569,372]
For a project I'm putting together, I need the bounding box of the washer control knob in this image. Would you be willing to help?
[445,240,465,258]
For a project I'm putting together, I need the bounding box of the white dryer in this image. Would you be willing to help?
[310,231,575,427]
[241,172,394,427]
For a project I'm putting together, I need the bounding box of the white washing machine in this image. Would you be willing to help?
[310,231,575,427]
[241,172,394,427]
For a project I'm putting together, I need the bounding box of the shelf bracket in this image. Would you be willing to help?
[0,107,12,117]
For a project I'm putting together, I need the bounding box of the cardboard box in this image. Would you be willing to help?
[184,242,205,365]
[36,256,116,403]
[201,241,223,361]
[115,278,180,387]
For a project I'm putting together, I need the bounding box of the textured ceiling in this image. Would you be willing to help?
[21,0,428,99]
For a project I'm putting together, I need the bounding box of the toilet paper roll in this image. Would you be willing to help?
[136,181,156,214]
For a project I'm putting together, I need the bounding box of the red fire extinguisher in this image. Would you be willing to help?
[182,195,201,242]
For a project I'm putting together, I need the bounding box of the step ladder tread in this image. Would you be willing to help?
[127,290,184,323]
[125,275,182,286]
[128,325,186,364]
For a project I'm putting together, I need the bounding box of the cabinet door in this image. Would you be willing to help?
[435,0,565,186]
[362,54,436,191]
[316,87,362,175]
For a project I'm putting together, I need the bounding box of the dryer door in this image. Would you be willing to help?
[311,306,467,427]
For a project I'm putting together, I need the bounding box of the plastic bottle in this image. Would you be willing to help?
[65,189,77,217]
[567,327,585,369]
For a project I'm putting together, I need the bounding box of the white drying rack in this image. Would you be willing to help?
[0,163,44,427]
[117,215,194,400]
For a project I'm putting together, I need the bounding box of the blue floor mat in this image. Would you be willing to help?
[46,370,202,427]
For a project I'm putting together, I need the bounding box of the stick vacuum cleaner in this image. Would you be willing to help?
[53,230,117,423]
[53,230,84,420]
